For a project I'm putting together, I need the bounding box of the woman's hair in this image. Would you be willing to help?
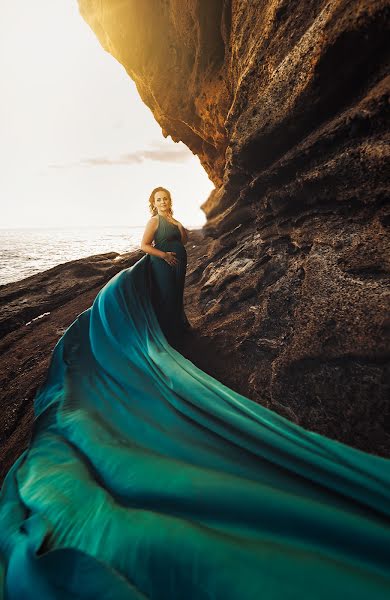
[148,187,173,217]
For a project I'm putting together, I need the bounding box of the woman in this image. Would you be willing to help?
[141,187,191,343]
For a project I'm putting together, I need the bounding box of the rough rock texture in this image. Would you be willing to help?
[0,253,128,339]
[77,0,390,456]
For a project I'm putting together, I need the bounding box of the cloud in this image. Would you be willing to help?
[48,142,192,169]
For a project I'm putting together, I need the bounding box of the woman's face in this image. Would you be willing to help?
[154,190,170,212]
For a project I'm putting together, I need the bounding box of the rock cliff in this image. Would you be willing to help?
[78,0,390,455]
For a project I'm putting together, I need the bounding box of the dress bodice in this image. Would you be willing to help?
[154,214,182,247]
[149,212,189,339]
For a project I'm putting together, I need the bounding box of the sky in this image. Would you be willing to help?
[0,1,213,229]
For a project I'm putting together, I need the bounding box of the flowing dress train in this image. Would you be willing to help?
[0,248,389,599]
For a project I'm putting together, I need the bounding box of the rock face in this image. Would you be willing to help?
[77,0,390,455]
[0,253,134,339]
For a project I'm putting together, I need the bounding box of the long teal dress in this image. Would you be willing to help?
[149,213,190,342]
[0,244,389,599]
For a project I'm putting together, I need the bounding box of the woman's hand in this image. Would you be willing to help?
[163,251,178,267]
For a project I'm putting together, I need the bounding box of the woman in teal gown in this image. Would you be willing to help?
[141,187,191,345]
[0,186,389,599]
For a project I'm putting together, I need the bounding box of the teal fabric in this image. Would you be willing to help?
[0,251,389,599]
[149,214,190,341]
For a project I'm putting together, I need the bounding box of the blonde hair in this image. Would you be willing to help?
[148,187,173,218]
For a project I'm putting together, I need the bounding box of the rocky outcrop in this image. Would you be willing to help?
[0,253,140,339]
[77,0,390,456]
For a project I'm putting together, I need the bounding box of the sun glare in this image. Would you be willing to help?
[0,1,213,229]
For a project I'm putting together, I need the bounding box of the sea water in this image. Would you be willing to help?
[0,225,145,286]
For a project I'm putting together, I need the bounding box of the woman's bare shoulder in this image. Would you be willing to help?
[146,215,159,227]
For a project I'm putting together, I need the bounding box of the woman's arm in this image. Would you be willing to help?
[177,223,188,245]
[140,217,166,258]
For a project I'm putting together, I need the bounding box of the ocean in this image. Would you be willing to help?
[0,225,146,286]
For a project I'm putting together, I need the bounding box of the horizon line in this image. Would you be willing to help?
[0,223,205,230]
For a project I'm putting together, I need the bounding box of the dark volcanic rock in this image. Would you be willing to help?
[0,252,143,339]
[77,0,390,456]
